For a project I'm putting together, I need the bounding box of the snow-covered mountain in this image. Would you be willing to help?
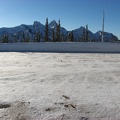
[72,26,95,42]
[0,20,118,42]
[94,31,118,42]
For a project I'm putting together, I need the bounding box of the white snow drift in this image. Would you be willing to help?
[0,42,120,53]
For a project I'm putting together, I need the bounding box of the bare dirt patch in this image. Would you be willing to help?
[0,103,11,109]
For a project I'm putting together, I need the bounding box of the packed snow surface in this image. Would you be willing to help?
[0,53,120,120]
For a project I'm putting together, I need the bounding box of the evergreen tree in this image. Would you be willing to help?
[21,31,25,42]
[25,32,30,42]
[14,34,17,43]
[55,19,61,42]
[40,33,44,42]
[34,32,36,42]
[82,28,86,42]
[52,28,55,42]
[44,18,49,42]
[37,30,41,42]
[2,34,8,43]
[86,24,89,42]
[34,28,41,42]
[68,31,74,42]
[5,35,8,43]
[61,33,65,42]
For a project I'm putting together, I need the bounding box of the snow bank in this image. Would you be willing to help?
[0,42,120,53]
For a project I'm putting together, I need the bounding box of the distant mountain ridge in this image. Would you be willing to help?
[0,20,118,42]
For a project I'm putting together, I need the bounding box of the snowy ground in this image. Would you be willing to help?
[0,52,120,120]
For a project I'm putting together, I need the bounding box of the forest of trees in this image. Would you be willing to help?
[0,18,90,43]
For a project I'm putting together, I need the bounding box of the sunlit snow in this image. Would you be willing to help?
[0,49,120,119]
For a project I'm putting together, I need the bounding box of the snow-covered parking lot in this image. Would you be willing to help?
[0,52,120,120]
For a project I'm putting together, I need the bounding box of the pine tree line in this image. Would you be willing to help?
[2,34,8,43]
[44,18,61,42]
[0,18,90,43]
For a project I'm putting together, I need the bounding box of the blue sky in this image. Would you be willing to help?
[0,0,120,39]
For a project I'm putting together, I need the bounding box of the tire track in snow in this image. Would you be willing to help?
[48,75,75,95]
